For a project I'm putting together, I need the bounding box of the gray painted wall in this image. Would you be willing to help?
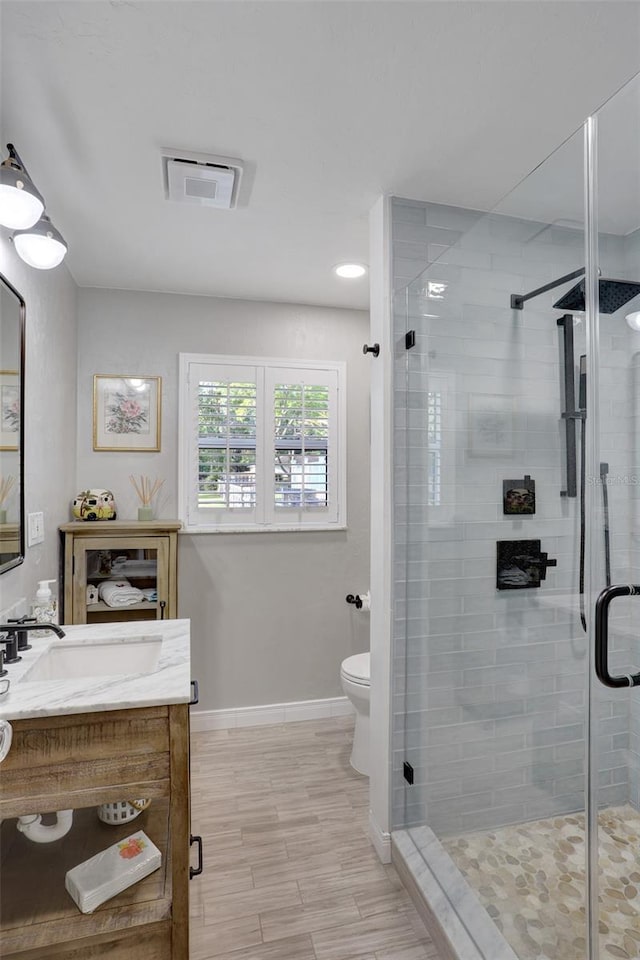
[0,238,77,616]
[76,288,370,710]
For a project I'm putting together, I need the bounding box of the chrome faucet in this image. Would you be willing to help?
[0,622,66,664]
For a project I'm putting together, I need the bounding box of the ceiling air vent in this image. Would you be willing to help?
[161,149,244,209]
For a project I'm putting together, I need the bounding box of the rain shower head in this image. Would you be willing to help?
[511,267,640,314]
[553,278,640,314]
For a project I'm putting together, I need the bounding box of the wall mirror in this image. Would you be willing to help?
[0,272,24,574]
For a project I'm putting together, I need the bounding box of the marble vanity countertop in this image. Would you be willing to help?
[0,618,191,721]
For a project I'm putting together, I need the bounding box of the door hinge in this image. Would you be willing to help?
[405,330,416,350]
[403,761,414,785]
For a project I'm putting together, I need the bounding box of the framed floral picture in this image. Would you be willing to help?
[0,370,20,451]
[93,375,161,452]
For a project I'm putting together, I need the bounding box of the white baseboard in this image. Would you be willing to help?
[369,809,391,863]
[190,696,355,732]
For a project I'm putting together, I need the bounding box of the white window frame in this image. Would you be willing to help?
[179,353,347,533]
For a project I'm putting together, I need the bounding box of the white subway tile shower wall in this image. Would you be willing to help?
[392,198,637,836]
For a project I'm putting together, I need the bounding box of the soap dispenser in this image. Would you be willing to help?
[32,579,58,630]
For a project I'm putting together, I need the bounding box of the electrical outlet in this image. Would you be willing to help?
[27,511,44,546]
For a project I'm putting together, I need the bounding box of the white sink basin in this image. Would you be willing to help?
[21,636,163,682]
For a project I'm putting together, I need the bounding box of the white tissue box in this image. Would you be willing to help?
[65,830,161,914]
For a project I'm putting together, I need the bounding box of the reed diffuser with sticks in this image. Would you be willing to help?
[0,475,15,524]
[129,475,164,521]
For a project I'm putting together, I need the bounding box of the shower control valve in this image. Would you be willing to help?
[530,552,558,581]
[497,540,558,591]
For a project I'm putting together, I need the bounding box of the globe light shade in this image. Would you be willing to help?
[13,215,67,270]
[0,158,44,229]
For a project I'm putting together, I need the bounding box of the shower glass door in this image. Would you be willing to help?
[395,71,640,960]
[587,73,640,960]
[397,119,593,960]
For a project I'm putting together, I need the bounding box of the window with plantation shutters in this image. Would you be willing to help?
[196,369,259,518]
[179,355,346,532]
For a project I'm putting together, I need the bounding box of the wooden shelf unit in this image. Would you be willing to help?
[87,600,159,613]
[59,521,181,625]
[0,704,190,959]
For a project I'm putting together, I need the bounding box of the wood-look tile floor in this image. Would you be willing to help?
[189,716,442,960]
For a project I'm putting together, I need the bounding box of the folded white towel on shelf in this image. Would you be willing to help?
[98,579,145,607]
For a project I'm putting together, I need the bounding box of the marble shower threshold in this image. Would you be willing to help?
[392,827,519,960]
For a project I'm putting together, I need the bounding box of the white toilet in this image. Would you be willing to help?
[340,652,370,776]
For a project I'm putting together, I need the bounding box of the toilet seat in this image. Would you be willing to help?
[340,652,370,686]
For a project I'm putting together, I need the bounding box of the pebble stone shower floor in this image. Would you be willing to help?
[443,806,640,960]
[188,716,441,960]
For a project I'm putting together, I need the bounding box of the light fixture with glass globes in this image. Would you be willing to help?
[0,143,44,229]
[12,214,68,270]
[0,143,68,270]
[334,263,368,279]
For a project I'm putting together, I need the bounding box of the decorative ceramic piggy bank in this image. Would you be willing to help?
[73,489,117,521]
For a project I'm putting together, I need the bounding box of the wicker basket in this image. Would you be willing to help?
[97,798,151,825]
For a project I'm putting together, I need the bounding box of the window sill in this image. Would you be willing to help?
[180,524,347,535]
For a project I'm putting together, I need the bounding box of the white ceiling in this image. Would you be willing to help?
[2,1,640,310]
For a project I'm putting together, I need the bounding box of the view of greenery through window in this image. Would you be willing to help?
[198,380,329,509]
[198,381,257,508]
[274,383,329,507]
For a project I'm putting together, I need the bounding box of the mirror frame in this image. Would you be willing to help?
[0,271,25,575]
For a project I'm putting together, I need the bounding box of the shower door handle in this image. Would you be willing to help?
[595,584,640,688]
[190,834,203,879]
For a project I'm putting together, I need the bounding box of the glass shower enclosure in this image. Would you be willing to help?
[392,73,640,960]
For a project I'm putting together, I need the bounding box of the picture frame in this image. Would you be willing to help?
[93,375,161,452]
[468,393,514,458]
[0,370,20,451]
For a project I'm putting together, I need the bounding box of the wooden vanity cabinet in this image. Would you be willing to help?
[0,703,190,959]
[59,521,181,625]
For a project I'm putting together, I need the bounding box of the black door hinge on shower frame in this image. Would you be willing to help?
[403,761,414,785]
[405,330,416,350]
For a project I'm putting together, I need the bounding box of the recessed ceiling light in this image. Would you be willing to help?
[334,263,367,280]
